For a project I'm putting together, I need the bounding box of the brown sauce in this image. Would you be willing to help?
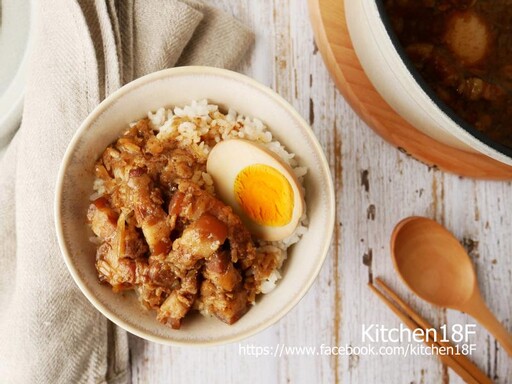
[383,0,512,148]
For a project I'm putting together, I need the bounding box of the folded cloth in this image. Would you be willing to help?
[0,1,253,383]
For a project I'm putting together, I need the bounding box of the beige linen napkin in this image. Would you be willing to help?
[0,1,253,383]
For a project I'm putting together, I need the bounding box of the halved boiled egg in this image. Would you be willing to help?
[207,139,304,241]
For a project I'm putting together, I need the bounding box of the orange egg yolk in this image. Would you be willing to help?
[234,164,294,227]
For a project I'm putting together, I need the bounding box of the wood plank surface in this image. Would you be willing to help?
[128,1,512,383]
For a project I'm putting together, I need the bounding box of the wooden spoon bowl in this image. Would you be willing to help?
[391,217,475,307]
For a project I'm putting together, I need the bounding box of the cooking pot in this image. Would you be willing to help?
[345,0,512,166]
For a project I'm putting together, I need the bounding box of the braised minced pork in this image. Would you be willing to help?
[87,119,279,329]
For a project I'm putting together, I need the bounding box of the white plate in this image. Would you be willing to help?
[0,0,32,154]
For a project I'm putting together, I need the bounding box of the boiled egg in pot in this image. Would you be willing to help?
[206,139,304,241]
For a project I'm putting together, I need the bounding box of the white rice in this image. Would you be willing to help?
[149,100,308,180]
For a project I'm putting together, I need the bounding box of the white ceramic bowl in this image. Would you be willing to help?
[55,66,335,346]
[0,0,32,154]
[345,0,512,166]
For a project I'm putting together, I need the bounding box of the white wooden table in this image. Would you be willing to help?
[129,1,512,383]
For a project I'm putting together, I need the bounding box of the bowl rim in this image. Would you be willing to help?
[54,66,336,346]
[374,0,512,160]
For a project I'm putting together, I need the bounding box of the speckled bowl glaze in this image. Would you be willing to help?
[55,66,335,346]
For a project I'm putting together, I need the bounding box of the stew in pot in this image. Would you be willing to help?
[383,0,512,148]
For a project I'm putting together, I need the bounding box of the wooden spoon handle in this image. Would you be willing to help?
[466,293,512,356]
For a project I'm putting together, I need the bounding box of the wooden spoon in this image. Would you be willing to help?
[391,216,512,356]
